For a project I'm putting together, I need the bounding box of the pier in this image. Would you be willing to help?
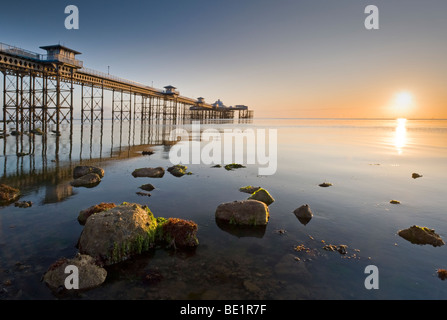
[0,42,254,134]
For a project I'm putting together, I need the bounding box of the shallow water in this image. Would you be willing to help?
[1,118,447,300]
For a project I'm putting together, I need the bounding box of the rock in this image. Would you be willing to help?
[14,201,32,208]
[30,128,44,135]
[78,202,116,225]
[239,186,261,194]
[248,188,275,206]
[437,269,447,280]
[142,151,154,156]
[73,165,104,179]
[167,164,189,177]
[224,163,246,171]
[132,167,165,178]
[323,244,348,254]
[215,200,269,226]
[293,204,313,225]
[211,164,222,168]
[139,183,155,191]
[78,203,160,265]
[43,254,107,291]
[319,182,333,187]
[70,173,101,187]
[390,200,401,204]
[10,130,21,136]
[159,218,199,248]
[0,184,20,204]
[412,173,423,179]
[398,225,445,247]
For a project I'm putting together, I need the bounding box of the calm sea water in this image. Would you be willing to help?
[1,118,447,300]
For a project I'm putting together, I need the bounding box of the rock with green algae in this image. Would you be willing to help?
[78,202,160,265]
[0,184,20,205]
[319,182,333,187]
[43,254,107,291]
[78,202,199,266]
[159,218,199,248]
[248,188,275,206]
[239,186,261,194]
[224,163,246,171]
[398,225,445,247]
[167,164,191,177]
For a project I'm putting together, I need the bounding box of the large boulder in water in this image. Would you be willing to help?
[215,200,269,226]
[132,167,165,178]
[78,202,117,225]
[78,202,159,266]
[43,254,107,292]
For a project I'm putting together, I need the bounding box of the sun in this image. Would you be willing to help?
[391,91,414,117]
[396,92,413,106]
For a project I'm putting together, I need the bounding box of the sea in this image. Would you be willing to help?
[1,118,447,300]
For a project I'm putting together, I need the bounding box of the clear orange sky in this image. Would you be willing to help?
[2,0,446,119]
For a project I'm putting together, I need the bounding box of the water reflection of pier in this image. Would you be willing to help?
[0,117,251,203]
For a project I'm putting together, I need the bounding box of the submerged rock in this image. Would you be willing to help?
[78,202,116,225]
[215,200,269,226]
[167,164,189,177]
[398,225,445,247]
[14,201,32,208]
[248,188,275,206]
[78,203,159,266]
[132,167,165,178]
[293,204,313,225]
[0,184,20,205]
[239,186,262,194]
[43,254,107,291]
[73,165,104,179]
[70,173,101,188]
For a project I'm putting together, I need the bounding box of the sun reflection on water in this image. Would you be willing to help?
[394,118,407,154]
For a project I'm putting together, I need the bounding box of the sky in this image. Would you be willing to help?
[1,0,446,119]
